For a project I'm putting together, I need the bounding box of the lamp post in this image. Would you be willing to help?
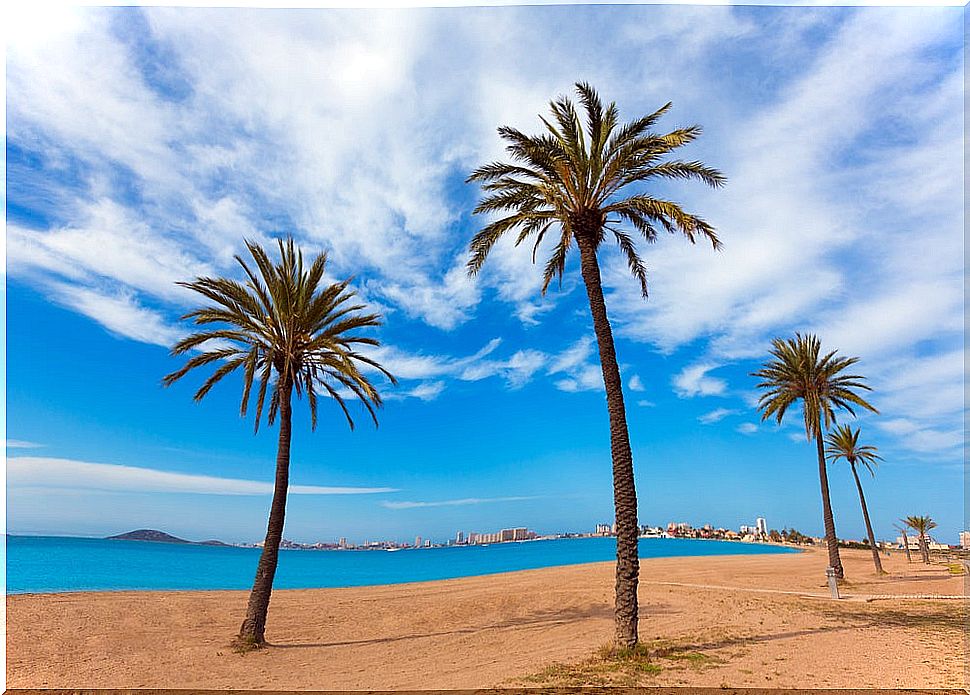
[825,566,841,599]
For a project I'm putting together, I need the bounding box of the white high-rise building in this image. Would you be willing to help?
[414,535,422,548]
[960,531,970,549]
[455,531,465,545]
[756,517,768,537]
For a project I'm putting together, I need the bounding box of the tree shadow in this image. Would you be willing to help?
[652,601,963,659]
[651,623,860,656]
[268,601,642,649]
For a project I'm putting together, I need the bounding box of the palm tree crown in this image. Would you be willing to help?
[163,237,394,429]
[904,515,937,536]
[466,81,726,296]
[825,424,883,475]
[753,333,878,438]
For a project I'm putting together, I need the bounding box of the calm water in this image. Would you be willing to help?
[5,535,796,594]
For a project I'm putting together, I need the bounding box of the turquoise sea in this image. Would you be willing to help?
[6,535,797,594]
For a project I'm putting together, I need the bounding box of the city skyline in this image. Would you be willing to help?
[6,5,963,544]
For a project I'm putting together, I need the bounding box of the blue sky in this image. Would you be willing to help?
[5,4,964,544]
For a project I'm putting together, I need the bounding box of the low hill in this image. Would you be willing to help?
[106,529,191,544]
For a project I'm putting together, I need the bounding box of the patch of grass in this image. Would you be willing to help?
[524,641,666,686]
[521,662,572,684]
[947,563,965,575]
[600,642,665,675]
[662,651,723,669]
[229,635,262,654]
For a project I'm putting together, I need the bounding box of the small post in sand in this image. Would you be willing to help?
[826,566,841,599]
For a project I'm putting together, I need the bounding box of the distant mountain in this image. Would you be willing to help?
[106,529,192,544]
[198,539,230,547]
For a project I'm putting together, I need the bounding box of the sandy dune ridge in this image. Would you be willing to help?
[7,547,964,689]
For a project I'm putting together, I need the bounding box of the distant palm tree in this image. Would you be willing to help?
[164,238,394,647]
[752,333,877,580]
[904,515,937,564]
[894,522,913,563]
[825,425,884,574]
[466,83,724,648]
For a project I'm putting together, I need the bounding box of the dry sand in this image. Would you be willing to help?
[7,547,964,689]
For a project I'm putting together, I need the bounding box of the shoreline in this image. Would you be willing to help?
[6,535,800,596]
[7,549,805,598]
[8,548,963,689]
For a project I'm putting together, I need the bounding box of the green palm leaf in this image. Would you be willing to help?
[825,424,883,475]
[466,82,725,298]
[163,237,396,432]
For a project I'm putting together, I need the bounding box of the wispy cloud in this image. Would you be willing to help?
[736,423,758,435]
[698,408,737,424]
[380,495,539,510]
[4,6,962,464]
[875,418,963,455]
[672,362,727,398]
[8,457,397,496]
[398,380,446,402]
[554,364,603,393]
[6,439,43,449]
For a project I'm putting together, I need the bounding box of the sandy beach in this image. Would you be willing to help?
[7,547,963,689]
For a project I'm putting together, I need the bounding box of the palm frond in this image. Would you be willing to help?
[752,333,876,440]
[164,237,395,435]
[465,83,724,298]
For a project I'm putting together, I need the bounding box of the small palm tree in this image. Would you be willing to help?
[753,333,877,580]
[894,522,913,563]
[826,425,884,574]
[904,515,938,564]
[466,83,724,648]
[164,238,394,647]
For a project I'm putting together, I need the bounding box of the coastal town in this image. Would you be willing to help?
[243,517,960,554]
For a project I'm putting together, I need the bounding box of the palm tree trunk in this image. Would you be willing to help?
[814,430,844,579]
[918,533,930,563]
[901,530,912,563]
[850,462,883,574]
[238,376,293,646]
[576,234,639,649]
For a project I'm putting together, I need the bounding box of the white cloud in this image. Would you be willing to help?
[49,283,184,348]
[7,200,213,303]
[402,380,446,402]
[555,364,603,393]
[4,6,962,465]
[548,336,594,375]
[504,350,547,388]
[875,418,962,456]
[6,440,43,449]
[736,423,758,435]
[628,374,645,392]
[672,362,727,398]
[457,346,547,388]
[380,495,539,510]
[7,457,396,495]
[698,408,736,424]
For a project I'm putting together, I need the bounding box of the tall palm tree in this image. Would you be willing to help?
[163,238,394,647]
[904,515,937,564]
[752,333,877,580]
[825,425,884,574]
[466,82,725,648]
